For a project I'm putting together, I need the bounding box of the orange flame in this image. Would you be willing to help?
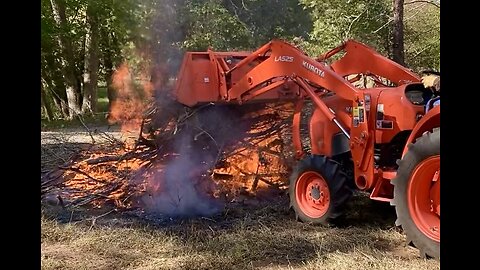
[45,103,296,209]
[57,147,147,208]
[107,62,153,134]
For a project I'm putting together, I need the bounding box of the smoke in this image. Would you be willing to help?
[150,0,186,88]
[134,0,226,218]
[141,133,224,218]
[139,108,228,218]
[107,0,187,133]
[134,1,273,218]
[138,104,251,218]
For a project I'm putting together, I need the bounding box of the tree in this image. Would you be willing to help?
[299,0,391,57]
[181,0,252,51]
[42,0,153,119]
[392,0,405,65]
[49,0,82,118]
[222,0,313,47]
[81,1,100,114]
[403,1,440,70]
[41,79,54,121]
[299,0,439,70]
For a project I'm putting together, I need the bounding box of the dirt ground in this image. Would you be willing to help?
[41,126,440,270]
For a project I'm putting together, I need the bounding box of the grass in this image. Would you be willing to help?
[97,87,110,112]
[41,115,110,131]
[41,87,110,131]
[41,195,440,270]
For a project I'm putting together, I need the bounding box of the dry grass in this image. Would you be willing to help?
[41,194,440,270]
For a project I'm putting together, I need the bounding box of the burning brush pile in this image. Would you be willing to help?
[41,71,297,219]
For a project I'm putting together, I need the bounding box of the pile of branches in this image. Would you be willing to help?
[41,93,296,209]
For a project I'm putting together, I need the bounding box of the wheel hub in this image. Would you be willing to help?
[295,171,331,218]
[310,185,321,200]
[408,155,440,242]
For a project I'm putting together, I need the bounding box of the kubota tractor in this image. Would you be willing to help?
[172,40,440,259]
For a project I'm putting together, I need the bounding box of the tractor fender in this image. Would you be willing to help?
[402,105,440,157]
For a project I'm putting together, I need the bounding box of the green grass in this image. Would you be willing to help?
[41,114,110,131]
[41,87,110,131]
[97,87,109,113]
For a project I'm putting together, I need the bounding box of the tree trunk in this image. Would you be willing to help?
[41,80,54,121]
[49,0,82,119]
[54,95,70,117]
[81,4,100,115]
[104,54,116,112]
[41,59,70,118]
[392,0,405,66]
[100,29,117,113]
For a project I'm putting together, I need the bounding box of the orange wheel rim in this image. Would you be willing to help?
[295,171,330,218]
[408,155,440,242]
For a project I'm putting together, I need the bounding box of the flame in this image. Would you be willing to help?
[211,103,294,198]
[44,103,296,211]
[108,62,154,134]
[56,147,147,208]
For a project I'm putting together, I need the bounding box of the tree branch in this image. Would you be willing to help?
[412,43,434,59]
[345,9,367,38]
[76,115,96,144]
[58,166,106,183]
[405,1,440,9]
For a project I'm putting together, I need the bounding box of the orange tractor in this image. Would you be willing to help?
[172,40,440,259]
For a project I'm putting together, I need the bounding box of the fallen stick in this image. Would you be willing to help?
[257,177,286,187]
[85,151,137,165]
[41,173,64,188]
[58,166,106,183]
[88,208,117,230]
[65,181,126,208]
[76,115,96,144]
[85,155,125,165]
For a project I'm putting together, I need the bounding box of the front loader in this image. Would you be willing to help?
[172,40,440,259]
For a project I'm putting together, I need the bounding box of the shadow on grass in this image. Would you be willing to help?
[173,193,399,268]
[42,188,402,270]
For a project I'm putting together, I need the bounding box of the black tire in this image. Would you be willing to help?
[289,155,353,225]
[391,128,440,259]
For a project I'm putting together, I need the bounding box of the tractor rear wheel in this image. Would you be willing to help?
[289,155,353,225]
[392,128,440,259]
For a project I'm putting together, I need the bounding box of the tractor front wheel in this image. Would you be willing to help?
[289,155,353,225]
[392,128,440,259]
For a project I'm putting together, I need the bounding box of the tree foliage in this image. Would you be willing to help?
[222,0,313,47]
[41,0,151,119]
[299,0,439,71]
[403,2,440,70]
[299,0,392,56]
[41,0,440,120]
[181,0,252,50]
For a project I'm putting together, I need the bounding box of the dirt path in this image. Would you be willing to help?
[41,125,138,172]
[41,125,136,145]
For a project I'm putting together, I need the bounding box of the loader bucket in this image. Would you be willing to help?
[174,51,251,107]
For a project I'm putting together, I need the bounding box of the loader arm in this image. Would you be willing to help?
[226,40,362,103]
[319,40,419,85]
[174,39,420,189]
